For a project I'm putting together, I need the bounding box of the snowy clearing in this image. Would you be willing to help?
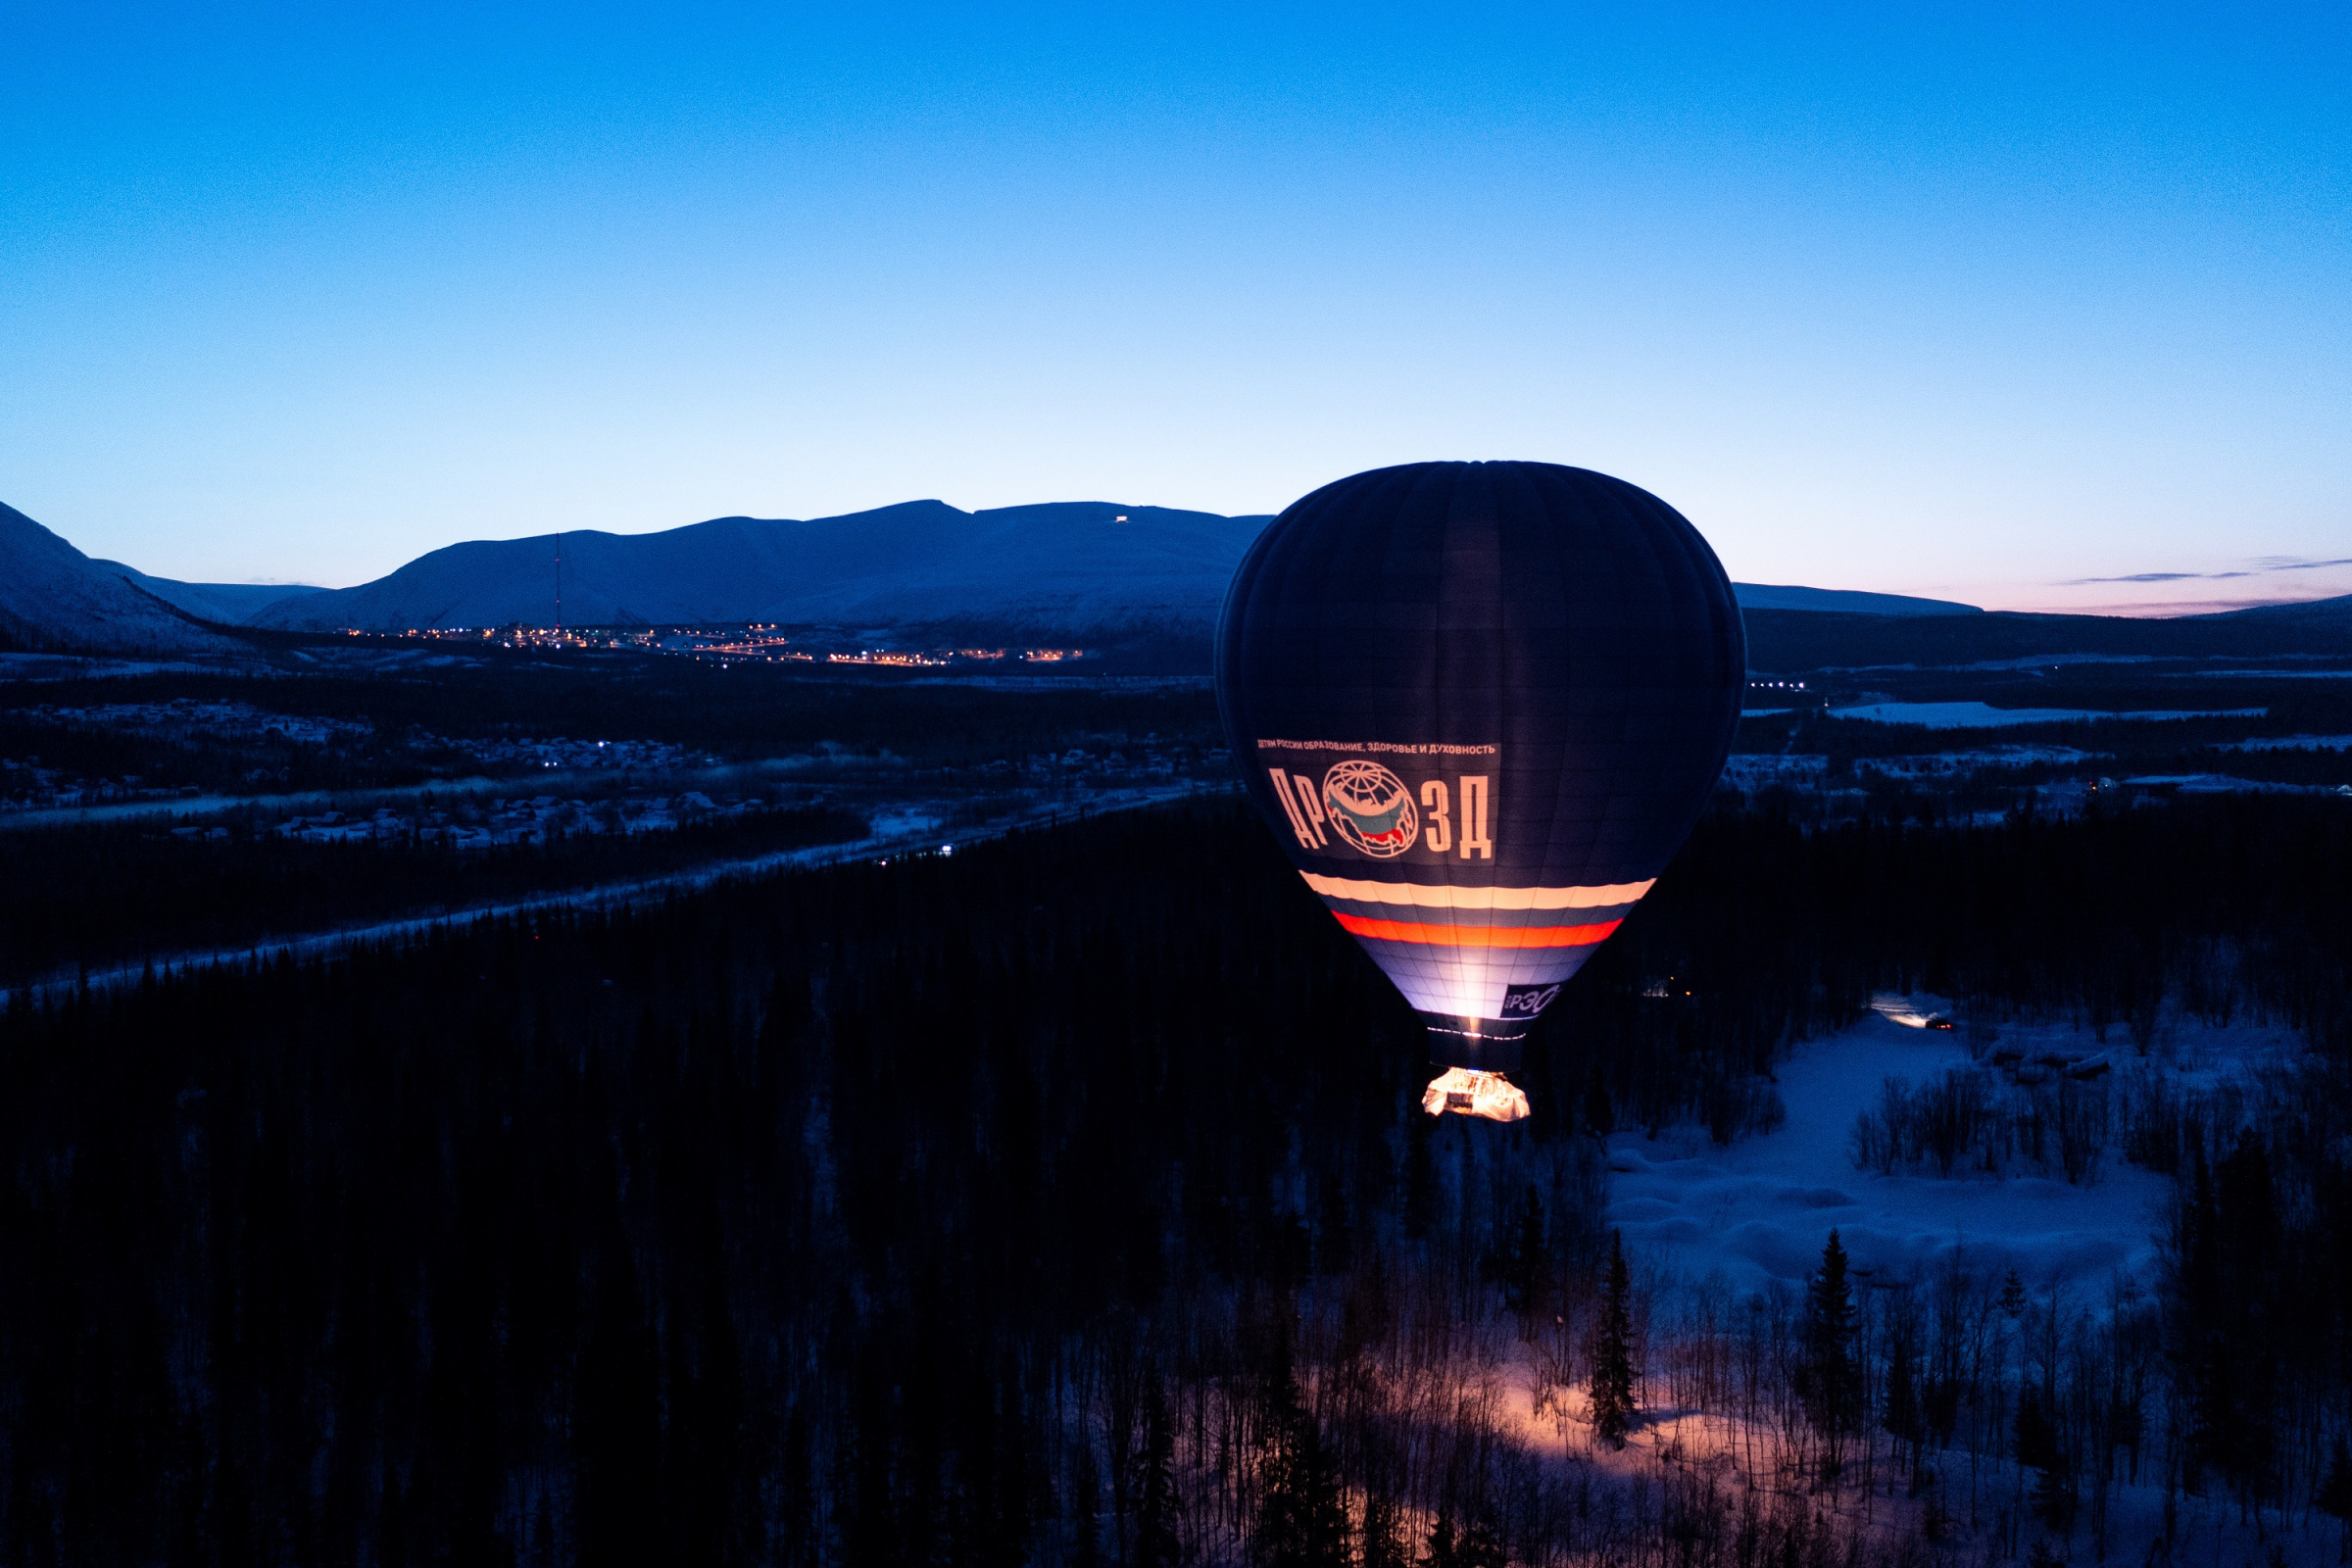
[1603,1004,2303,1300]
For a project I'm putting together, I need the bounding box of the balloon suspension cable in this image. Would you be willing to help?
[1422,1068,1530,1123]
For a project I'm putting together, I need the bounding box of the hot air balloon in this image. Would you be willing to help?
[1214,462,1743,1121]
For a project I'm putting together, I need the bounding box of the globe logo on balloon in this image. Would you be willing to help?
[1322,760,1419,858]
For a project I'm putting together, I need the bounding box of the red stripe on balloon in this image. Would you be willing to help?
[1330,912,1624,949]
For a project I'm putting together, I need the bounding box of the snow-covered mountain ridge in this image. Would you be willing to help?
[93,563,328,625]
[53,493,2312,659]
[245,501,1276,634]
[229,502,1995,634]
[0,502,245,655]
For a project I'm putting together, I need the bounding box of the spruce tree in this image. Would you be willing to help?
[1457,1518,1507,1567]
[2014,1385,2058,1473]
[2316,1436,2352,1562]
[1585,1062,1614,1137]
[1255,1337,1348,1567]
[1798,1230,1860,1478]
[1499,1185,1546,1320]
[2213,1132,2281,1512]
[1360,1493,1408,1568]
[1591,1230,1637,1448]
[2016,1384,2074,1529]
[1070,1444,1104,1568]
[1883,1337,1923,1490]
[1315,1170,1354,1278]
[2180,1149,2228,1494]
[1131,1386,1182,1568]
[1403,1113,1439,1240]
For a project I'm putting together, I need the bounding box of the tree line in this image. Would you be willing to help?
[0,661,1229,772]
[0,802,867,991]
[0,794,2345,1562]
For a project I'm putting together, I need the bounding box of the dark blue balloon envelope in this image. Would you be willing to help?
[1214,461,1743,1106]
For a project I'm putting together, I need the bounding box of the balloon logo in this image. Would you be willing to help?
[1498,982,1563,1017]
[1322,760,1419,858]
[1216,461,1743,1122]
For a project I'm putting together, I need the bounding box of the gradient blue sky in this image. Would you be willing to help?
[4,3,2345,612]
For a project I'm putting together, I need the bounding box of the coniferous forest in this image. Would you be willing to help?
[1,794,2349,1565]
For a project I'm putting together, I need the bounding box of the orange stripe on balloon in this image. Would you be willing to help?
[1330,911,1624,949]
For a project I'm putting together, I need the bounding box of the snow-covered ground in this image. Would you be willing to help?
[1831,702,2266,729]
[0,782,1206,1008]
[1866,745,2101,776]
[2185,668,2352,680]
[2222,733,2352,752]
[1604,1003,2303,1299]
[1725,747,2103,789]
[1436,1006,2338,1565]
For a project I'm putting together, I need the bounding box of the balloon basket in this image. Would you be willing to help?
[1422,1068,1530,1123]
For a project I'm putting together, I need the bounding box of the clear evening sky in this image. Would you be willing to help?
[3,4,2344,612]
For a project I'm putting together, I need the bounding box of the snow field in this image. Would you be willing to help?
[1831,703,2267,729]
[1602,1004,2303,1301]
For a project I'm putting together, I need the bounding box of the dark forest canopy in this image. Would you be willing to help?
[0,661,1227,769]
[0,796,2347,1563]
[0,802,870,991]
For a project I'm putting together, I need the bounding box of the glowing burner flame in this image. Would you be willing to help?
[1421,1068,1530,1123]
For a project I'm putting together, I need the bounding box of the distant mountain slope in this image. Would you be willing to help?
[94,562,327,624]
[1743,604,2352,671]
[2204,593,2352,628]
[246,498,2013,638]
[251,501,1274,634]
[0,503,241,655]
[1732,583,1982,616]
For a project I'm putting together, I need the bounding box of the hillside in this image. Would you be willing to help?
[1742,598,2352,670]
[13,488,2342,669]
[2209,593,2352,629]
[243,504,2001,636]
[93,564,326,625]
[1732,582,1981,616]
[249,501,1273,636]
[0,503,241,656]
